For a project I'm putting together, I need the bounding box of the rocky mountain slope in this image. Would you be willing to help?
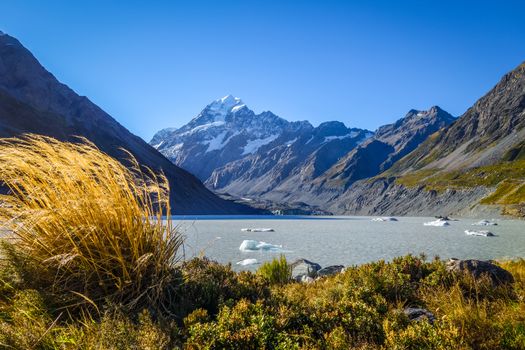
[312,106,455,190]
[152,96,373,201]
[239,106,454,208]
[331,61,525,217]
[0,31,259,214]
[391,62,525,174]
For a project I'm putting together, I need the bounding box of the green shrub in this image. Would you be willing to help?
[500,323,525,350]
[76,310,173,350]
[0,292,176,350]
[384,319,464,350]
[258,255,292,285]
[186,299,276,350]
[174,258,269,318]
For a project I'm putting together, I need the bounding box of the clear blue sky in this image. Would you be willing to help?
[2,1,525,140]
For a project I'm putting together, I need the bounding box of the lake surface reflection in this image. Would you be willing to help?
[170,216,525,270]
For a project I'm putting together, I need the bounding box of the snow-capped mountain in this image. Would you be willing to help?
[207,106,455,206]
[151,95,372,198]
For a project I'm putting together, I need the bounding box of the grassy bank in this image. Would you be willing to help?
[394,160,525,216]
[0,136,524,349]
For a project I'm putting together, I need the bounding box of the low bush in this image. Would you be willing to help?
[1,249,524,349]
[173,257,269,319]
[257,255,292,285]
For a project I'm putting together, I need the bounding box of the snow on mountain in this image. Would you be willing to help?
[150,95,457,213]
[207,94,244,119]
[151,96,373,201]
[242,134,279,155]
[151,95,316,181]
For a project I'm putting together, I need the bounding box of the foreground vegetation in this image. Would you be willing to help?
[0,136,524,349]
[2,251,525,349]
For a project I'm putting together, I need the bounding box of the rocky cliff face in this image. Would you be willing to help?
[0,32,259,214]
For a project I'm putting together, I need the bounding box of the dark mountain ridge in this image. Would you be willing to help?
[0,31,259,214]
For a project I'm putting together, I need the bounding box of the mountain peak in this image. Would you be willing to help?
[219,94,241,104]
[404,106,454,121]
[215,94,243,108]
[205,94,246,117]
[316,121,348,136]
[375,106,455,141]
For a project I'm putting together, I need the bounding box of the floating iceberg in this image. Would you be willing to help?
[241,228,275,232]
[472,220,498,226]
[239,239,283,252]
[371,217,398,222]
[236,258,259,266]
[465,230,495,237]
[423,219,450,227]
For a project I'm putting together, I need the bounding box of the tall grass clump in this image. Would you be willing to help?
[0,135,183,315]
[257,255,291,285]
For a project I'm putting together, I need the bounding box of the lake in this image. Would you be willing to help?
[171,216,525,270]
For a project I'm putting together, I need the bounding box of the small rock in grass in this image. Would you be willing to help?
[404,307,436,324]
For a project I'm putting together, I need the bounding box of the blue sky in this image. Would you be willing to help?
[1,1,525,140]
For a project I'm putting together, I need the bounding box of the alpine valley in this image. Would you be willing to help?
[1,30,523,217]
[152,61,525,217]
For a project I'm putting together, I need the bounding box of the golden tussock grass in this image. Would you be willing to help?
[0,135,183,315]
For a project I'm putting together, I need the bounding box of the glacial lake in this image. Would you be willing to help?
[171,216,525,270]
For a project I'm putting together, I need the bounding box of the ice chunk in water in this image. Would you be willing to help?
[423,219,450,227]
[239,239,284,252]
[236,258,259,266]
[472,220,498,226]
[371,217,398,222]
[241,228,275,232]
[465,230,495,237]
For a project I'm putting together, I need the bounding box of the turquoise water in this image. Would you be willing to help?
[171,216,525,270]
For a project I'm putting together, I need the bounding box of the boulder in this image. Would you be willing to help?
[446,258,514,286]
[290,258,321,279]
[404,307,435,324]
[317,265,345,277]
